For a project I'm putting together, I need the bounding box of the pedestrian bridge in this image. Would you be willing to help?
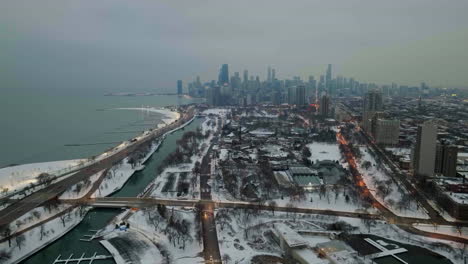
[81,197,200,208]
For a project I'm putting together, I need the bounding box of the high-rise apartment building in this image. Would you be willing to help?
[362,90,383,131]
[413,121,437,177]
[435,143,458,177]
[374,119,400,145]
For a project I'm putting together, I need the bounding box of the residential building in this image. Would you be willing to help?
[319,94,330,117]
[374,119,400,145]
[435,143,458,177]
[413,121,437,177]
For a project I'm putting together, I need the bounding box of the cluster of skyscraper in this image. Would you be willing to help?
[181,64,371,114]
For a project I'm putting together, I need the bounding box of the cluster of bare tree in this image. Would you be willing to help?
[164,213,193,249]
[215,209,233,231]
[157,129,206,174]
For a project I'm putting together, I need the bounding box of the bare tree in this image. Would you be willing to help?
[59,209,72,227]
[39,224,48,241]
[15,234,25,250]
[0,225,12,248]
[361,218,374,233]
[15,220,23,230]
[222,254,231,264]
[267,200,277,215]
[37,173,53,186]
[32,210,41,220]
[454,222,464,236]
[0,249,11,263]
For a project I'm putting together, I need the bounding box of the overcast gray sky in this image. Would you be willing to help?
[1,0,468,93]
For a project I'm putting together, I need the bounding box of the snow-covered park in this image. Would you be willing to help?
[100,207,203,264]
[357,147,429,219]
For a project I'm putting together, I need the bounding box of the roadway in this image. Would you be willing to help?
[199,142,222,263]
[0,106,195,227]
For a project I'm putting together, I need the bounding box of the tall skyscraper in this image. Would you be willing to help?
[218,64,229,85]
[271,69,276,81]
[319,94,330,117]
[326,64,332,94]
[177,80,183,95]
[267,66,272,82]
[413,121,437,177]
[435,143,458,177]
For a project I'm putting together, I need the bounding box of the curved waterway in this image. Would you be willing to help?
[21,118,203,264]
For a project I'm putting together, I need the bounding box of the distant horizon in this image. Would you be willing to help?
[1,1,467,93]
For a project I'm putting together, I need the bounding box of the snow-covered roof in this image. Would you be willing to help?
[249,129,275,136]
[274,223,307,248]
[292,248,328,264]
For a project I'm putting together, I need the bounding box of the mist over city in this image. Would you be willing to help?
[1,1,468,264]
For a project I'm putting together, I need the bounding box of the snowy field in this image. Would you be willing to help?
[307,142,341,162]
[357,147,429,219]
[0,159,85,196]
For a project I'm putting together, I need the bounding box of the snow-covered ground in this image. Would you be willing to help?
[0,159,85,196]
[100,231,163,264]
[113,107,180,126]
[93,141,161,198]
[273,191,378,214]
[150,116,217,199]
[0,207,87,264]
[413,223,468,239]
[8,204,73,234]
[59,170,104,199]
[307,142,342,162]
[215,208,463,264]
[100,208,203,264]
[357,147,429,219]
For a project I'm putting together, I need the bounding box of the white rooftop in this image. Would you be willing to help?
[274,223,308,248]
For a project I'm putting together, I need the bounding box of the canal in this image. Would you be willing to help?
[22,118,203,264]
